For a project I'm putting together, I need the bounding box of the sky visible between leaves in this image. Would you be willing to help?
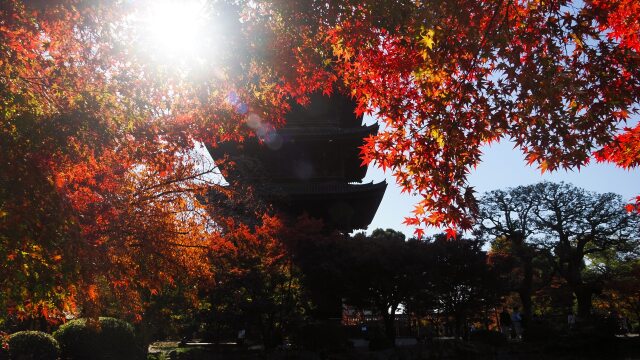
[199,115,640,238]
[363,116,640,238]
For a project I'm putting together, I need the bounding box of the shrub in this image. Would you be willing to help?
[469,330,507,347]
[53,317,138,360]
[7,331,60,360]
[1,337,8,360]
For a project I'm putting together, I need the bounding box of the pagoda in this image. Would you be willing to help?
[206,92,386,232]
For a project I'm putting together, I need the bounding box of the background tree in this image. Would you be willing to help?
[342,229,422,343]
[421,235,503,338]
[478,186,551,323]
[587,248,640,327]
[532,182,640,317]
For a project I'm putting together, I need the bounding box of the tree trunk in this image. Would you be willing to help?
[575,286,593,318]
[454,314,464,339]
[382,311,397,345]
[567,247,592,318]
[519,290,533,325]
[519,258,534,325]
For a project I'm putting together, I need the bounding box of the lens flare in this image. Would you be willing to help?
[139,0,213,65]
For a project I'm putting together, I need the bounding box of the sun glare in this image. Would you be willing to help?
[139,0,213,64]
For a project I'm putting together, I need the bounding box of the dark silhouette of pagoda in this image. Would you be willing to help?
[207,92,386,232]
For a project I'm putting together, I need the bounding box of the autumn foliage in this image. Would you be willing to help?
[1,1,216,322]
[1,0,639,321]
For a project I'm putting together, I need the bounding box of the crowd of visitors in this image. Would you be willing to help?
[499,307,523,340]
[496,308,636,341]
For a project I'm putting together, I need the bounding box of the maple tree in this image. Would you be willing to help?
[0,0,222,323]
[1,110,218,322]
[4,0,638,233]
[1,0,640,321]
[326,0,640,232]
[204,215,308,348]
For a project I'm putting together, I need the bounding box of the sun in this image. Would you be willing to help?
[138,0,214,65]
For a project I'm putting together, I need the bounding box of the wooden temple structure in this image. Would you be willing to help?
[207,93,386,233]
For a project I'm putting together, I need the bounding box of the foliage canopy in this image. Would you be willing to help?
[1,0,639,320]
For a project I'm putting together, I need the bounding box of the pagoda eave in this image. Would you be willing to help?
[266,181,387,232]
[277,123,379,142]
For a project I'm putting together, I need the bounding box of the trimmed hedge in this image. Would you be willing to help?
[7,331,60,360]
[53,317,138,360]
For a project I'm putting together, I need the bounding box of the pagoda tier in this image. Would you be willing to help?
[206,93,386,232]
[207,124,378,183]
[285,92,364,128]
[272,181,386,231]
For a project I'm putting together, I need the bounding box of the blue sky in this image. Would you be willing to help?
[363,139,640,238]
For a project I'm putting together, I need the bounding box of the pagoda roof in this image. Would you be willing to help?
[264,181,388,232]
[208,124,378,156]
[285,92,362,128]
[206,124,377,183]
[264,181,385,195]
[277,123,378,142]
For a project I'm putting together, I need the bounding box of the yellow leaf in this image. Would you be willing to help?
[570,33,583,48]
[430,128,445,148]
[420,29,435,50]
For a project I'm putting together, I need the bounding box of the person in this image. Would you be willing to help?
[511,307,522,340]
[499,308,512,339]
[567,312,576,331]
[621,316,629,335]
[606,310,620,335]
[237,328,246,347]
[361,323,368,339]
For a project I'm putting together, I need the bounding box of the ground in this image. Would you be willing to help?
[147,334,640,360]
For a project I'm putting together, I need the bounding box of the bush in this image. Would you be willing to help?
[7,331,60,360]
[469,330,507,347]
[53,317,138,360]
[1,338,8,360]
